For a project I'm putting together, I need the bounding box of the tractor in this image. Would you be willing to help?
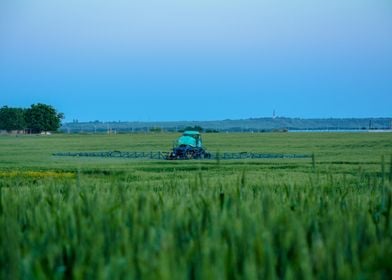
[167,131,211,160]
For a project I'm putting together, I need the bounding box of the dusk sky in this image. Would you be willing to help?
[1,0,391,122]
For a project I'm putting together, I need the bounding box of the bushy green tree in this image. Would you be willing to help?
[0,106,26,131]
[25,103,64,133]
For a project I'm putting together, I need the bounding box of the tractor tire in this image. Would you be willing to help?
[185,151,193,160]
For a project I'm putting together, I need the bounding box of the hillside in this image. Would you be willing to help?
[60,117,392,133]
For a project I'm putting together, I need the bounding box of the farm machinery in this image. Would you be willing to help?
[166,131,211,160]
[53,131,311,160]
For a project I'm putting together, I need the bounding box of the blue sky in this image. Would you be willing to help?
[1,0,391,122]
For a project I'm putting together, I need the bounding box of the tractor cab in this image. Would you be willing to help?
[177,131,202,148]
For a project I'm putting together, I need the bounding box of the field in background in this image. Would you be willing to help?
[1,133,392,279]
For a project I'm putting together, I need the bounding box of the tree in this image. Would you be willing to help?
[184,125,204,132]
[25,103,64,133]
[0,106,26,131]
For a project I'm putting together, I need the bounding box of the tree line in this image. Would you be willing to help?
[0,103,64,133]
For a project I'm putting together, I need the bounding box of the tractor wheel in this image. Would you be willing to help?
[185,151,193,159]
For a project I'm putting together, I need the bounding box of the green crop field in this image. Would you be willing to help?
[1,132,392,279]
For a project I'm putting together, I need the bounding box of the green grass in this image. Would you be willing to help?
[1,132,392,279]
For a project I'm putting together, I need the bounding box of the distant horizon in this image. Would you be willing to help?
[62,115,392,124]
[1,102,390,124]
[2,97,392,124]
[60,116,392,133]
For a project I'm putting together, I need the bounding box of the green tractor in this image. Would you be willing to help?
[167,131,211,160]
